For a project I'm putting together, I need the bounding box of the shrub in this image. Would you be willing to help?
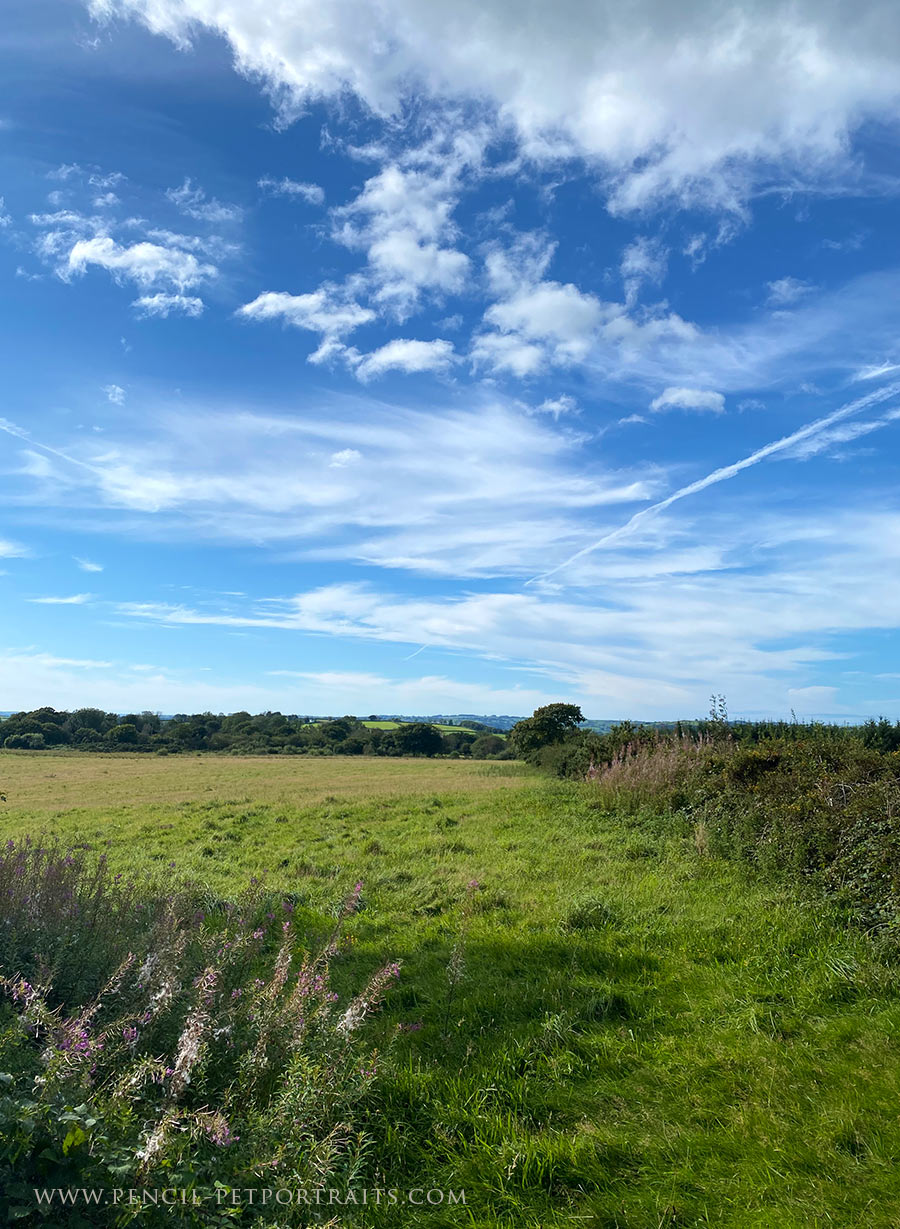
[583,733,900,936]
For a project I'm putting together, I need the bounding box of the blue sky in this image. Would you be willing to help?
[2,0,900,719]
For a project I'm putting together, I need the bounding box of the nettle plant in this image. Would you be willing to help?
[0,842,399,1225]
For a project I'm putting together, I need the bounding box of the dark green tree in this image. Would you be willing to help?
[395,722,443,756]
[509,703,584,757]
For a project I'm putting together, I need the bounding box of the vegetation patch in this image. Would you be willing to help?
[3,755,900,1224]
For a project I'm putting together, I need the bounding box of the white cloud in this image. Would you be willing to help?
[470,331,546,378]
[767,276,815,307]
[29,593,93,604]
[620,236,668,307]
[132,293,205,317]
[67,235,215,290]
[854,361,900,381]
[536,395,578,419]
[473,228,700,379]
[331,143,475,315]
[258,176,324,204]
[329,448,361,467]
[786,685,840,713]
[0,197,11,227]
[110,499,900,716]
[238,288,375,356]
[74,557,104,572]
[1,397,656,574]
[0,539,29,558]
[89,170,125,190]
[353,338,455,380]
[0,647,561,715]
[166,178,242,223]
[85,0,900,212]
[537,380,900,583]
[485,281,604,365]
[650,387,725,413]
[103,383,126,404]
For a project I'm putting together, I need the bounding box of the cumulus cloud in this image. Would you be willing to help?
[650,387,725,413]
[67,235,215,289]
[238,288,375,359]
[103,383,126,404]
[332,155,473,315]
[475,231,697,377]
[132,293,205,317]
[353,338,455,380]
[85,0,900,212]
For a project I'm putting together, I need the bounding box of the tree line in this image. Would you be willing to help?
[0,708,510,758]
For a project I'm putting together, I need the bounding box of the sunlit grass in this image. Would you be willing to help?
[2,756,900,1225]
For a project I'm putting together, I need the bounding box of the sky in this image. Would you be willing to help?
[2,0,900,721]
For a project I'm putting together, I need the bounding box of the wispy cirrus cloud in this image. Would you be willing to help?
[0,397,656,577]
[28,593,94,605]
[258,176,324,204]
[133,292,204,317]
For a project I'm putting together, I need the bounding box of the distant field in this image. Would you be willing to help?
[352,720,506,734]
[0,750,527,813]
[3,752,900,1225]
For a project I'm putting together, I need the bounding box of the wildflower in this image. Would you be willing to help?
[202,1112,238,1147]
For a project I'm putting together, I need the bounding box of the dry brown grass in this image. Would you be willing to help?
[0,751,532,814]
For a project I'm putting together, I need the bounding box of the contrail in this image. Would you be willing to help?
[529,381,900,585]
[0,417,104,477]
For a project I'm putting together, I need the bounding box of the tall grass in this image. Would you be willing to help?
[585,731,900,936]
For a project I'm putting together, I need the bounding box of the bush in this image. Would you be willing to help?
[4,734,46,750]
[583,733,900,936]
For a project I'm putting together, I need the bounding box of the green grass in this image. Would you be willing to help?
[3,755,900,1226]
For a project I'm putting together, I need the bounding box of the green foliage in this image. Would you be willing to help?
[0,709,501,760]
[3,763,900,1221]
[509,703,585,759]
[582,728,900,935]
[0,845,396,1226]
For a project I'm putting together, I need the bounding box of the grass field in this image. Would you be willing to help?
[3,752,900,1226]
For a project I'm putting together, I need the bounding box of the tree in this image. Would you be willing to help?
[509,703,584,758]
[395,722,443,757]
[108,723,139,745]
[470,734,506,758]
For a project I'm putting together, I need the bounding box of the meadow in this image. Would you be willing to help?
[3,751,900,1226]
